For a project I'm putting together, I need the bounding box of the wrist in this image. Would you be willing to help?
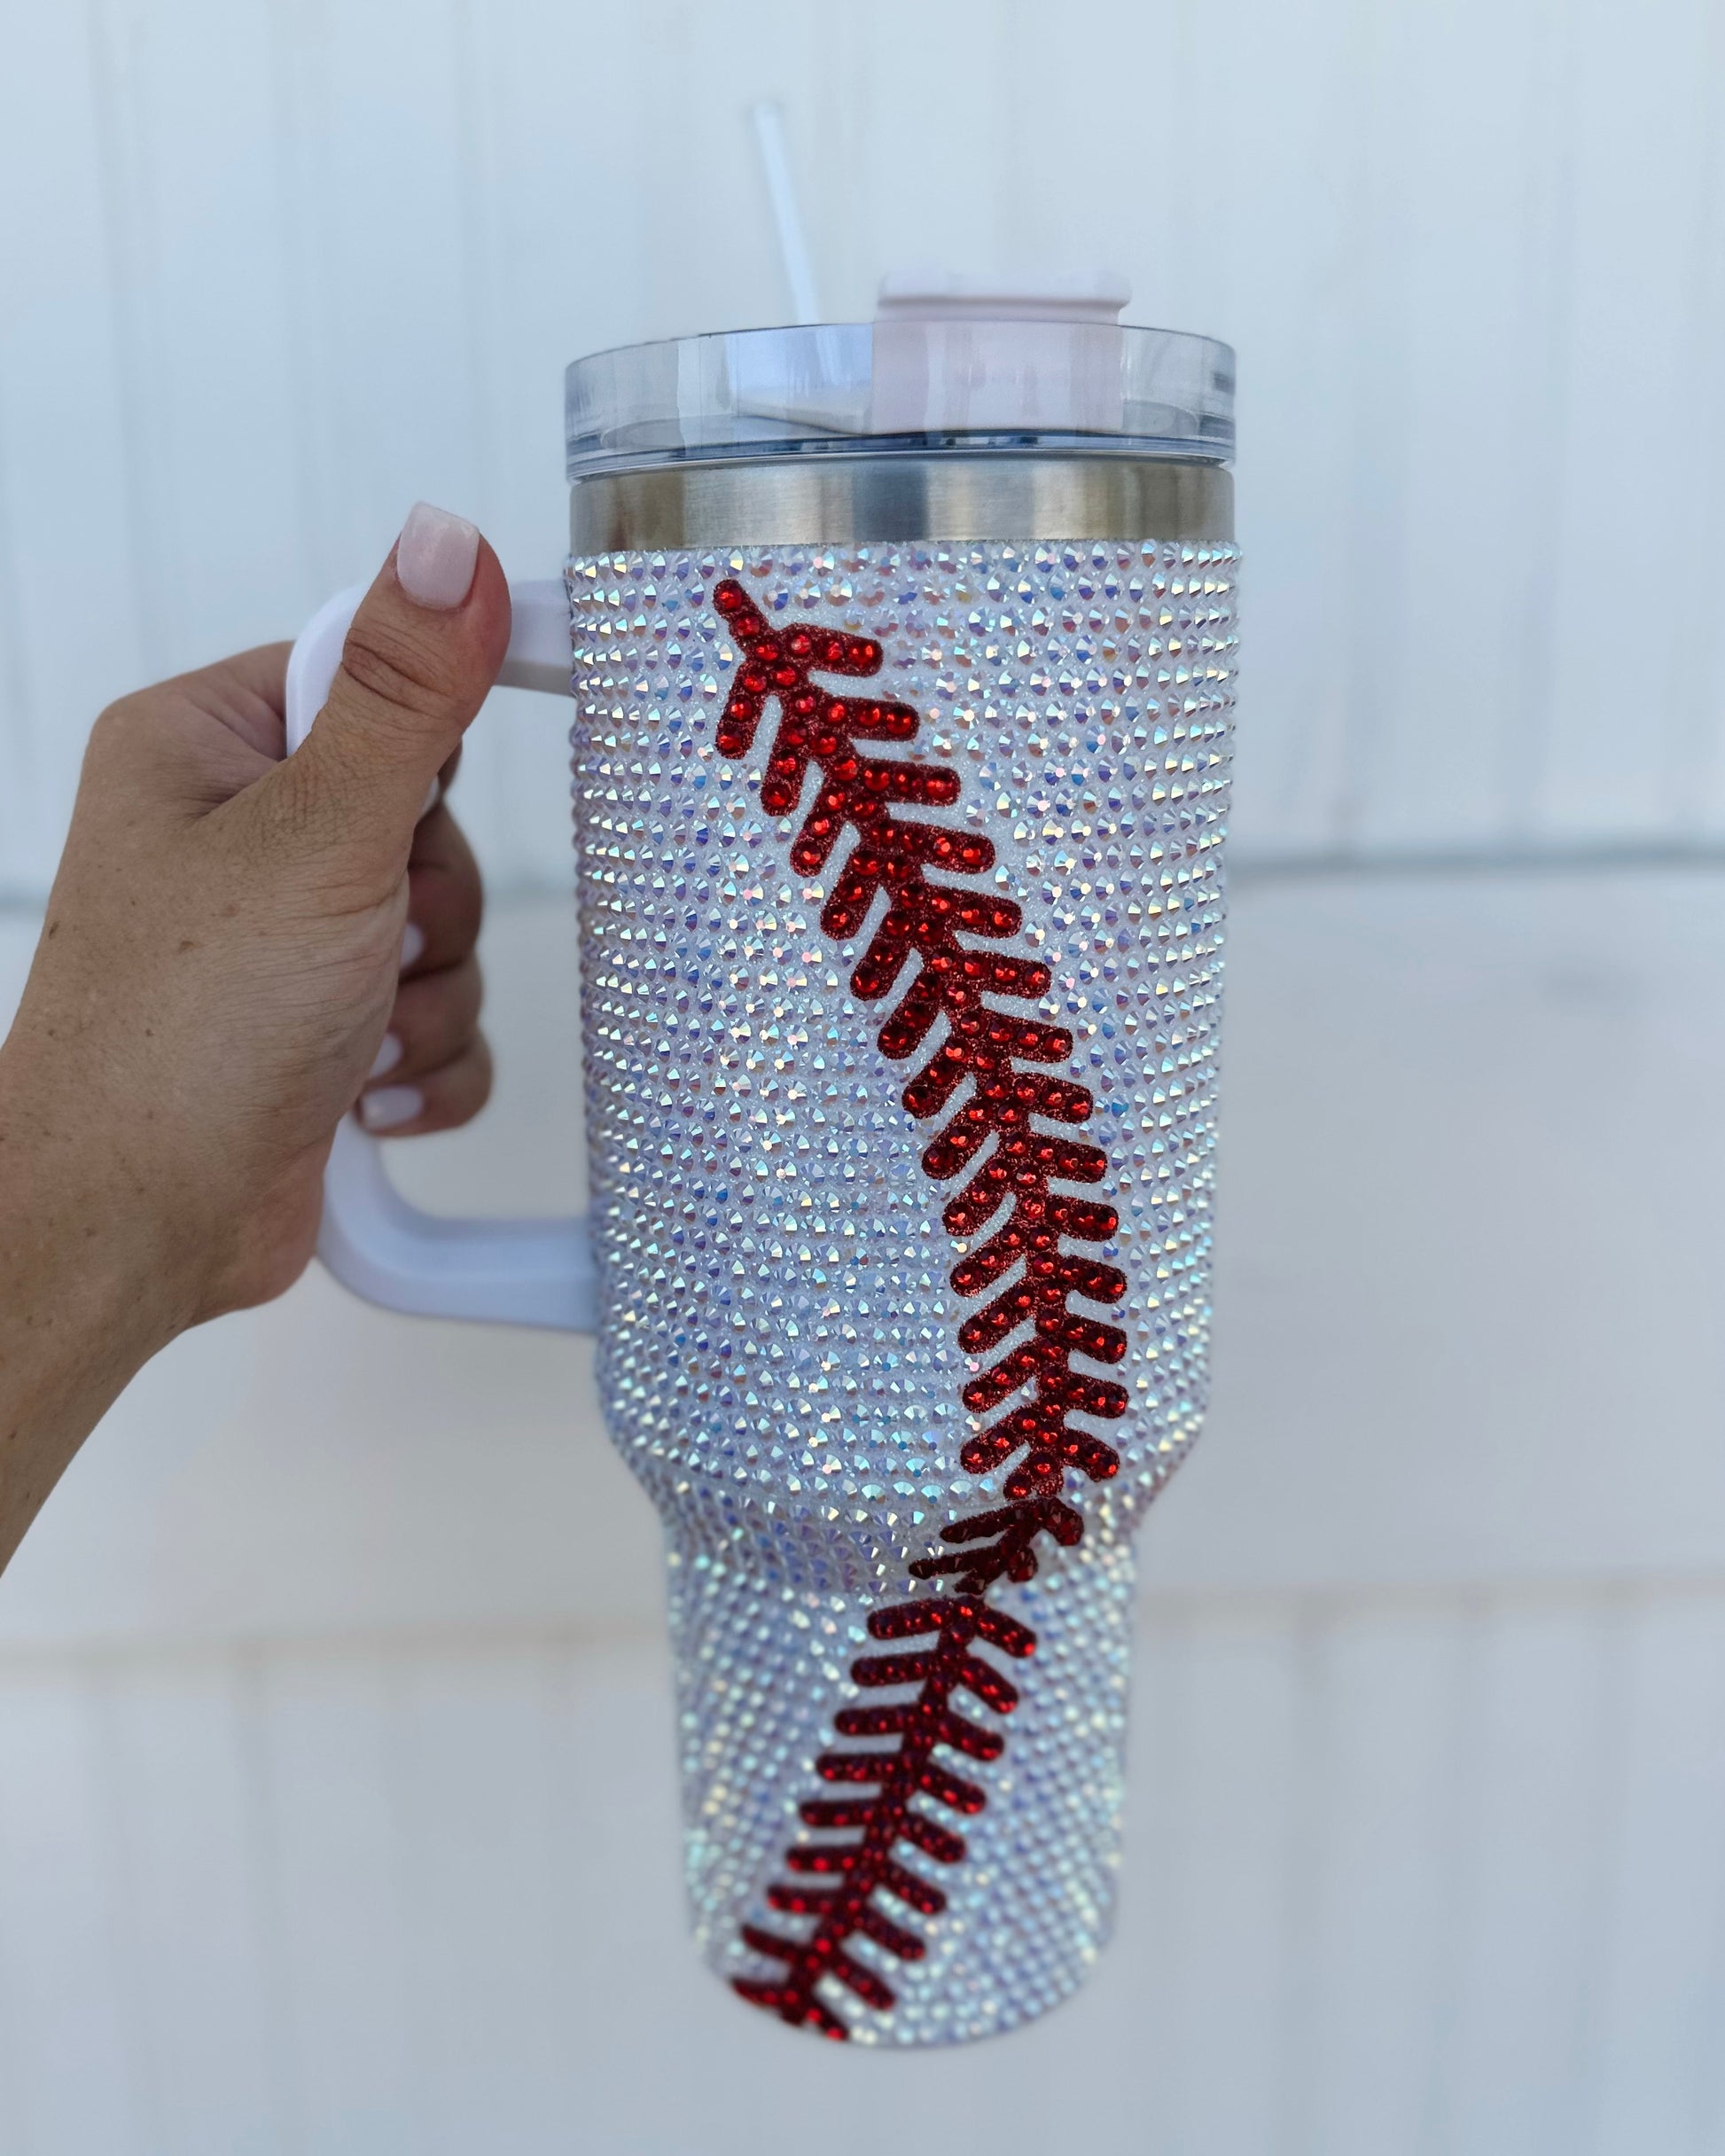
[0,1040,192,1568]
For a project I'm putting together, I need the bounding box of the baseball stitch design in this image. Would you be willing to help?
[711,576,1128,2040]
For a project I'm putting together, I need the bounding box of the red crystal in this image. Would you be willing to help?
[710,576,1128,2039]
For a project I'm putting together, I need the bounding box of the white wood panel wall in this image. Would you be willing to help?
[6,4,1725,2144]
[4,1588,1725,2156]
[4,0,1725,901]
[4,865,1725,2149]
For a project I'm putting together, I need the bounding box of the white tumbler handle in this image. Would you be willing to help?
[284,577,597,1332]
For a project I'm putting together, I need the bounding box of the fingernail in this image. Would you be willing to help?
[401,922,425,969]
[418,777,441,821]
[395,501,479,610]
[368,1032,404,1080]
[359,1084,423,1131]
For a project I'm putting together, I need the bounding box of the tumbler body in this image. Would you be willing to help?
[564,343,1237,2042]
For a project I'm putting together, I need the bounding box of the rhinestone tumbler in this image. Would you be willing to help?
[287,280,1238,2045]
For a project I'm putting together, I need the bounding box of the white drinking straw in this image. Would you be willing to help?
[749,101,822,325]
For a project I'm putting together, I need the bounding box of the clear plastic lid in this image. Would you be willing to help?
[565,285,1234,478]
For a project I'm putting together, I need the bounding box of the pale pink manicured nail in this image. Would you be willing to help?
[368,1033,404,1080]
[395,501,479,610]
[401,922,425,969]
[360,1084,423,1131]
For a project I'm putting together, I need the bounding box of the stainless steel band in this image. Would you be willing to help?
[569,454,1234,552]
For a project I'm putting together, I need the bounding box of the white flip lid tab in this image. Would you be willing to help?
[870,270,1132,437]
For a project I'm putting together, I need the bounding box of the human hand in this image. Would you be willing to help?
[0,503,509,1567]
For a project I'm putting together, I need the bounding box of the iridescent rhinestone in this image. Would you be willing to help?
[566,540,1237,2043]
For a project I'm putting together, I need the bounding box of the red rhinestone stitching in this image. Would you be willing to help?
[711,576,1127,2037]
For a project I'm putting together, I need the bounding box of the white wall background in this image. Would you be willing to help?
[4,0,1725,902]
[4,2,1725,2151]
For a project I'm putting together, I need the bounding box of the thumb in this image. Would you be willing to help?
[279,503,511,865]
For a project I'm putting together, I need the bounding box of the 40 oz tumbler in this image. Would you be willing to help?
[286,277,1239,2044]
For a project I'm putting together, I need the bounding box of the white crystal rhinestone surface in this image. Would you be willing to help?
[567,539,1237,2042]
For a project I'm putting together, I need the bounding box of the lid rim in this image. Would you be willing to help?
[562,316,1235,377]
[565,319,1236,480]
[566,433,1237,480]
